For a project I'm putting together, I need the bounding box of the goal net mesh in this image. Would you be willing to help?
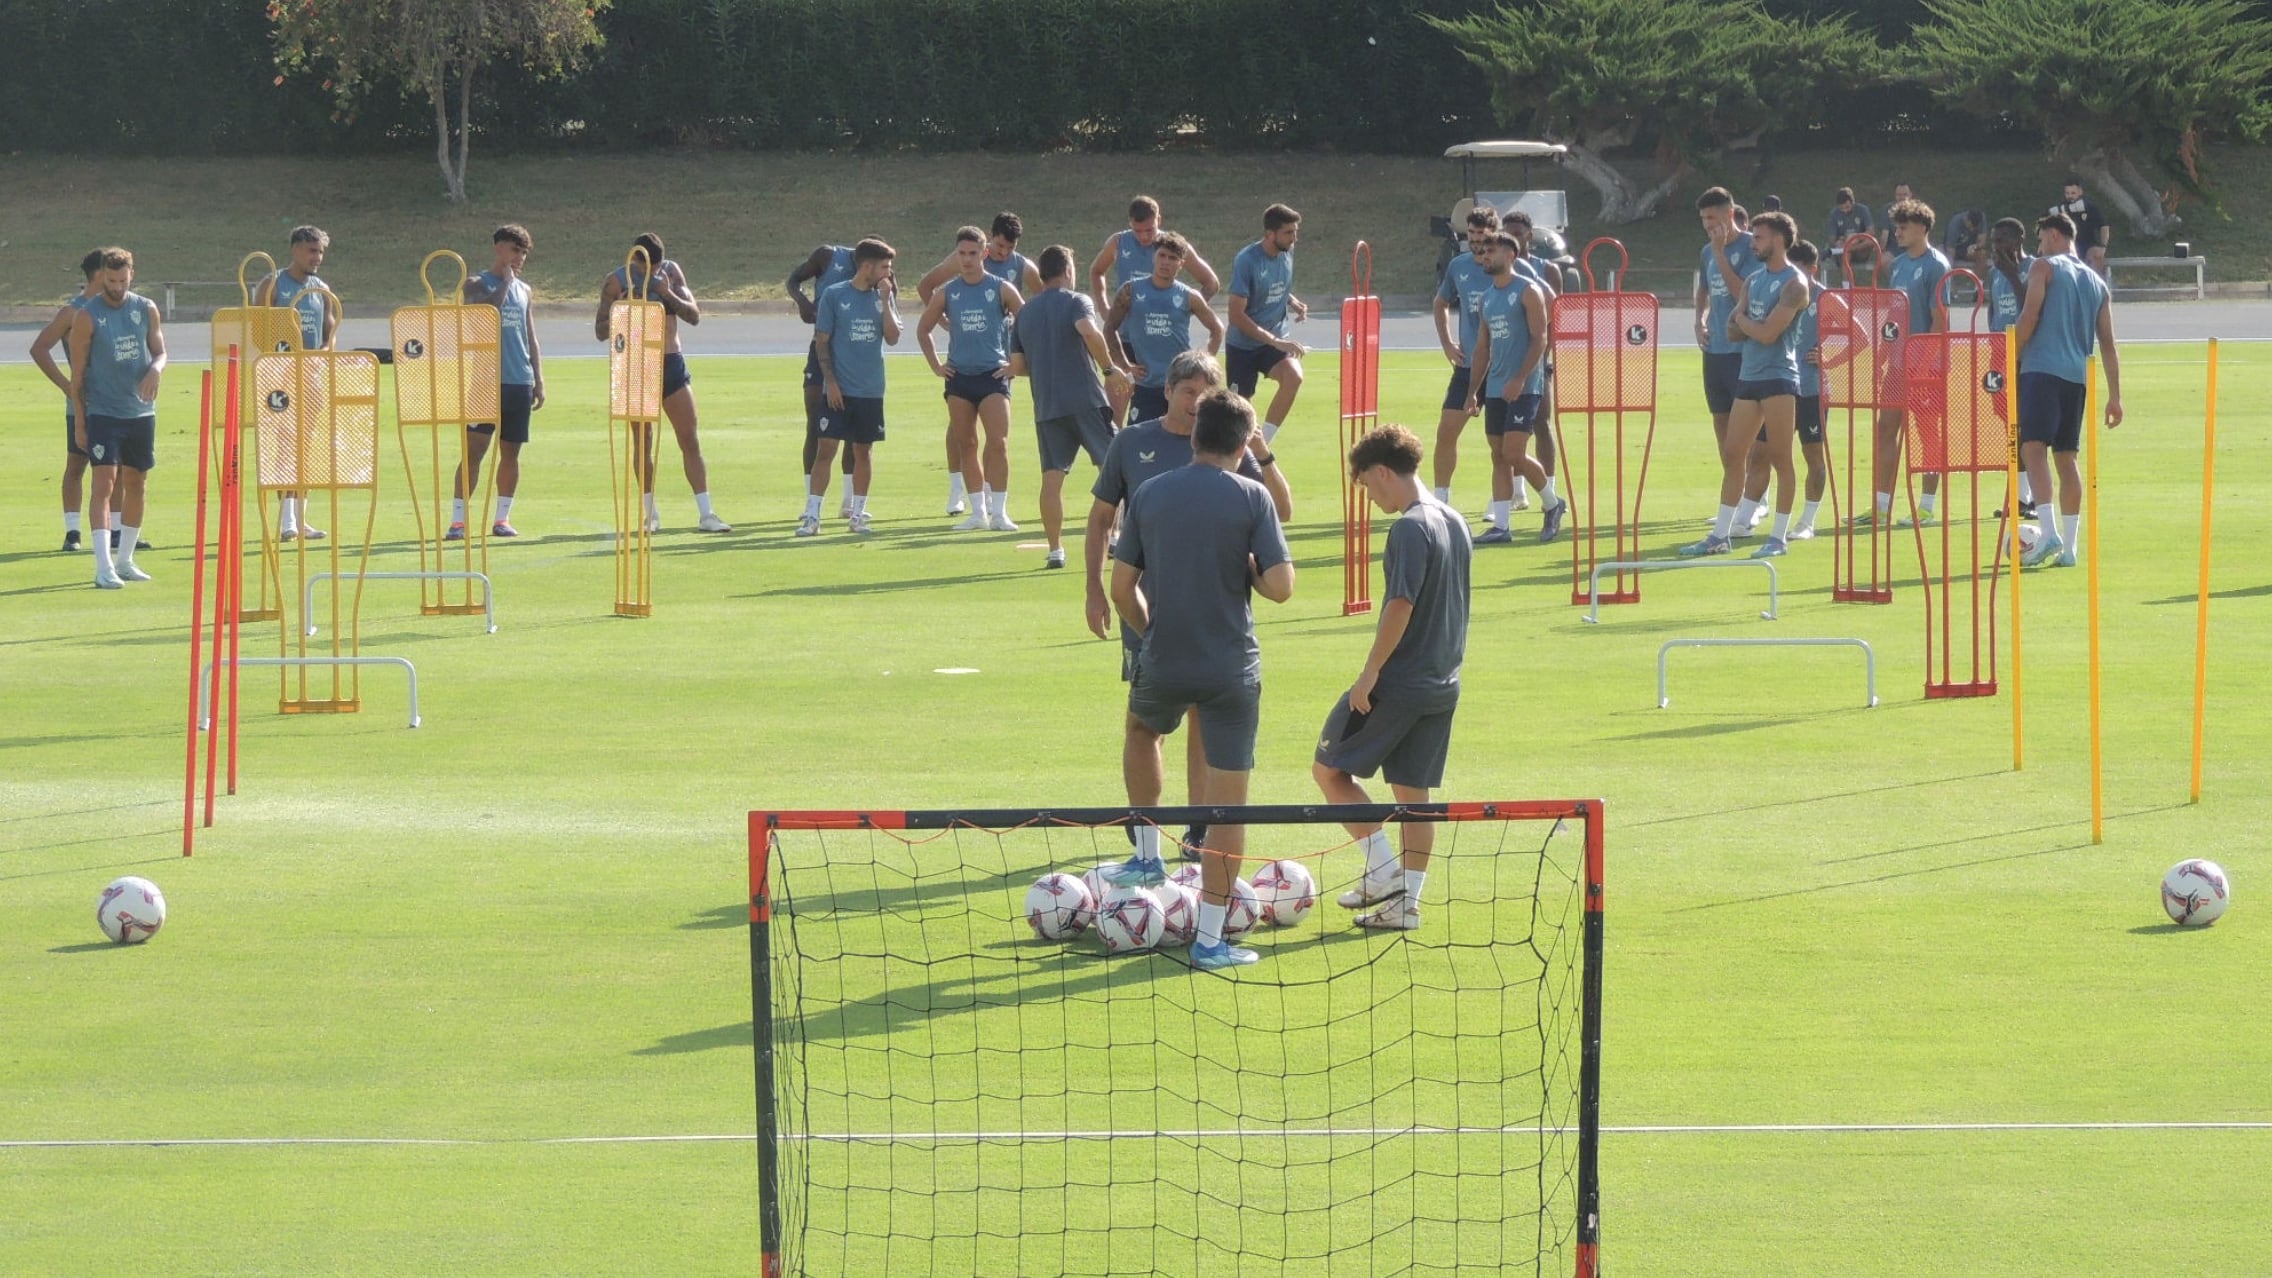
[749,802,1603,1278]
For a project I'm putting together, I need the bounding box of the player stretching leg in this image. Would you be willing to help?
[1086,352,1290,858]
[1462,233,1565,543]
[1431,207,1499,518]
[2013,213,2121,569]
[1091,196,1222,425]
[788,242,861,512]
[1316,424,1471,930]
[66,248,165,589]
[1105,232,1224,427]
[598,234,730,533]
[1225,204,1308,445]
[450,225,545,539]
[28,250,113,551]
[801,239,901,537]
[1010,245,1126,567]
[1684,212,1808,558]
[919,227,1025,531]
[255,226,336,541]
[1103,392,1295,971]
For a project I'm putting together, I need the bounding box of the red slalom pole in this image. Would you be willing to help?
[224,349,245,796]
[183,370,215,855]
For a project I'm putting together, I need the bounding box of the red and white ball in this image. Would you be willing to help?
[97,876,166,945]
[1153,883,1198,947]
[2162,859,2231,927]
[1025,872,1096,941]
[1250,859,1317,927]
[1096,885,1167,953]
[1223,878,1262,941]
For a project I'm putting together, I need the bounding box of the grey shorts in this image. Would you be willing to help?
[1037,404,1113,473]
[1127,668,1261,772]
[1314,690,1457,789]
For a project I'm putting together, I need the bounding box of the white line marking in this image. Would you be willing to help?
[3,1123,2265,1149]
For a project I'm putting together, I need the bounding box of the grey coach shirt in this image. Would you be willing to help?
[1009,287,1110,422]
[1114,464,1291,688]
[1373,498,1471,710]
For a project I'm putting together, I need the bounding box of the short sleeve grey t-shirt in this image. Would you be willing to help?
[1113,464,1291,688]
[1374,498,1472,709]
[1091,419,1266,508]
[1009,287,1109,422]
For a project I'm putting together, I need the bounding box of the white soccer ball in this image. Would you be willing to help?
[1999,523,2042,557]
[1153,883,1198,948]
[1168,863,1204,892]
[1082,863,1116,907]
[1251,859,1318,927]
[2162,859,2231,927]
[1096,885,1166,953]
[97,876,166,945]
[1026,872,1096,941]
[1223,878,1262,941]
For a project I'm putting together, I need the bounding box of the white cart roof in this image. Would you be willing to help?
[1444,141,1568,160]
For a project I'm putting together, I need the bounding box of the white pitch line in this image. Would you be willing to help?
[3,1122,2266,1150]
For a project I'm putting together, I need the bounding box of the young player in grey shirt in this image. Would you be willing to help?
[1313,424,1472,931]
[1102,391,1294,970]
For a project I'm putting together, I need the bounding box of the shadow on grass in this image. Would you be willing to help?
[2126,923,2214,936]
[634,1022,751,1055]
[1677,839,2093,912]
[679,904,747,931]
[2144,583,2272,604]
[1624,768,2006,829]
[1613,716,1812,741]
[47,941,134,954]
[3,855,179,883]
[0,798,173,825]
[741,569,1037,598]
[0,828,175,859]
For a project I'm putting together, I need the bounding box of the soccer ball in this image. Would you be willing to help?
[1999,524,2041,557]
[1095,885,1166,953]
[1251,859,1318,927]
[1168,863,1204,892]
[2162,859,2230,927]
[1082,863,1115,906]
[1153,883,1198,947]
[1025,872,1095,941]
[1223,878,1262,941]
[97,876,166,945]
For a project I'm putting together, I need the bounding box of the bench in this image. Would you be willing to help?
[2104,256,2206,300]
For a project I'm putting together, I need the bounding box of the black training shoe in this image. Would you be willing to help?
[62,530,81,552]
[1179,825,1210,861]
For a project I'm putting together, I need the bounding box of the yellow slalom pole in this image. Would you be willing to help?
[2085,356,2104,844]
[2006,327,2023,771]
[2191,339,2218,802]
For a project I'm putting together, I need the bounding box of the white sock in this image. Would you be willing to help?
[802,493,823,519]
[850,494,867,516]
[1488,500,1510,530]
[92,529,116,576]
[1771,511,1791,541]
[978,486,995,518]
[994,490,1010,518]
[2060,513,2080,548]
[1262,421,1282,444]
[1432,486,1450,503]
[1135,825,1162,866]
[1361,830,1395,880]
[695,491,714,519]
[1920,491,1938,516]
[1798,499,1820,527]
[1515,476,1531,503]
[451,498,467,524]
[494,496,514,522]
[2018,473,2035,502]
[2037,504,2058,543]
[644,494,660,521]
[1875,491,1893,515]
[1403,867,1427,904]
[279,496,298,531]
[65,512,82,533]
[109,510,122,531]
[1712,504,1738,539]
[948,474,966,503]
[1734,497,1760,528]
[1540,477,1558,504]
[115,525,140,566]
[1196,902,1228,950]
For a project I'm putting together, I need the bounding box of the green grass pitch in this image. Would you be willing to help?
[2,341,2267,1274]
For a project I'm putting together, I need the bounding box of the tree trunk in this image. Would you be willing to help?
[2073,146,2177,238]
[1558,137,1688,226]
[431,83,461,204]
[452,61,474,203]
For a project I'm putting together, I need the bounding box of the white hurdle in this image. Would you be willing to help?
[1657,638,1877,709]
[1584,559,1778,624]
[199,656,423,729]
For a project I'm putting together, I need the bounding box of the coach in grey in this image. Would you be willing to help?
[1107,390,1293,970]
[1008,244,1130,569]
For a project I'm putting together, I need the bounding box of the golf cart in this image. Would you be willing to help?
[1429,140,1580,291]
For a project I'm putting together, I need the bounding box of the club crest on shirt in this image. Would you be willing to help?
[1139,451,1156,462]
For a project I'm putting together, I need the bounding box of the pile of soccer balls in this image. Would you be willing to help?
[1025,858,1317,953]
